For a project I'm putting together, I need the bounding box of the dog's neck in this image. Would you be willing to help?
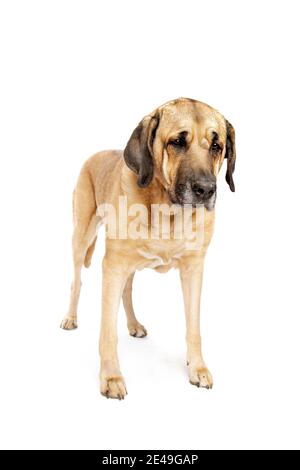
[121,165,171,208]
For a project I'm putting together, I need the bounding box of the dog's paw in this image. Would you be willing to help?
[60,316,78,330]
[100,375,127,400]
[189,365,213,389]
[128,322,147,338]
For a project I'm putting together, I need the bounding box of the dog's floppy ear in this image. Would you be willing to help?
[124,114,160,188]
[225,120,236,192]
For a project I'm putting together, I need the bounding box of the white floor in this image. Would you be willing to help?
[1,223,300,450]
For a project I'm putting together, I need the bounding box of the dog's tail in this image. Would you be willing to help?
[72,159,98,269]
[84,236,97,268]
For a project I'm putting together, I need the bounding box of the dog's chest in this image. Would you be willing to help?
[136,240,187,272]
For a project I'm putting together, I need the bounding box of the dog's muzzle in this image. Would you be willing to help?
[172,175,217,209]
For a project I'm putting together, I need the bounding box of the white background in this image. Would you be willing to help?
[0,0,300,450]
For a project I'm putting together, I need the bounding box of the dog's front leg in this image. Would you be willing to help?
[179,255,213,389]
[100,256,130,399]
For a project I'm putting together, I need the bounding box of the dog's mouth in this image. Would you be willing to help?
[168,186,217,211]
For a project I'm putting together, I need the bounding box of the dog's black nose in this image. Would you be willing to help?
[192,180,216,200]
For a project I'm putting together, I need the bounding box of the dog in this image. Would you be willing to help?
[60,98,236,399]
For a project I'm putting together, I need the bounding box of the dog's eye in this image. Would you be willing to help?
[170,135,186,148]
[211,142,221,153]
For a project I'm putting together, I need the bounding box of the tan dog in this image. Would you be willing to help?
[60,98,236,399]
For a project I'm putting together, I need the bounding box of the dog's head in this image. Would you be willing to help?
[124,98,236,210]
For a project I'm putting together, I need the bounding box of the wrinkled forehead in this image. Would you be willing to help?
[156,99,226,141]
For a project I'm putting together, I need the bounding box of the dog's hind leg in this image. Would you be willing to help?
[60,215,98,330]
[61,166,99,330]
[122,272,147,338]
